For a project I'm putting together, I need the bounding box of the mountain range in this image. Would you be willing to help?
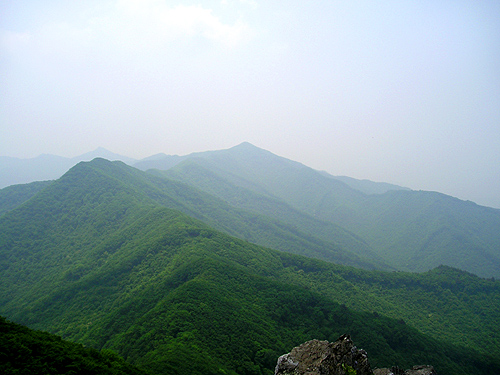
[1,143,500,374]
[0,144,408,195]
[3,142,498,278]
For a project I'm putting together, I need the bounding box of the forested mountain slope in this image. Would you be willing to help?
[0,159,499,375]
[0,159,377,270]
[320,190,500,277]
[0,316,149,375]
[157,159,383,265]
[0,148,134,189]
[0,180,52,217]
[146,142,500,278]
[322,173,411,195]
[4,143,498,277]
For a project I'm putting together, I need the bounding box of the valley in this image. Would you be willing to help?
[1,144,500,374]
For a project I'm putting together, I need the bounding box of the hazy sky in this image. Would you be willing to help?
[1,1,500,208]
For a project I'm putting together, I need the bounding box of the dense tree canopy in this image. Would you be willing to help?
[1,158,499,375]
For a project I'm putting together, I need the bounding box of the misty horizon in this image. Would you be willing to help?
[1,142,499,210]
[2,1,499,209]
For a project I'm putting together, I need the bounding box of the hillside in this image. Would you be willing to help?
[324,190,500,277]
[3,143,498,277]
[0,180,52,217]
[156,159,384,265]
[323,173,411,195]
[0,159,381,270]
[145,142,500,278]
[1,159,499,375]
[0,148,135,189]
[0,316,149,375]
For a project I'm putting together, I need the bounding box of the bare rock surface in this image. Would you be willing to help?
[274,334,372,375]
[373,365,436,375]
[275,335,436,375]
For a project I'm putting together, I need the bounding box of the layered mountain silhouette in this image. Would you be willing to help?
[0,147,136,188]
[1,156,500,375]
[142,142,500,278]
[2,142,499,278]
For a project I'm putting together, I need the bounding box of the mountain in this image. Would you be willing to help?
[133,153,186,171]
[158,142,366,213]
[323,190,500,277]
[74,147,137,165]
[0,180,51,217]
[3,142,500,278]
[0,316,149,375]
[1,159,499,375]
[0,148,135,189]
[139,142,500,278]
[155,159,385,266]
[0,158,383,270]
[0,154,73,188]
[322,173,411,195]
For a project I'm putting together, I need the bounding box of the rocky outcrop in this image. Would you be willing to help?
[274,334,372,375]
[274,335,436,375]
[373,365,436,375]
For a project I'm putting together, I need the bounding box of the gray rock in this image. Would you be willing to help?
[275,335,437,375]
[373,365,436,375]
[373,369,395,375]
[405,365,436,375]
[274,334,373,375]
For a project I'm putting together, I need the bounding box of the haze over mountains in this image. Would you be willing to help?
[1,151,500,375]
[0,143,416,193]
[2,142,499,278]
[3,0,499,371]
[0,147,136,189]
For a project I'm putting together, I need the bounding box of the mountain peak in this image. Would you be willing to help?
[230,142,262,152]
[227,142,275,158]
[235,141,256,148]
[73,148,136,164]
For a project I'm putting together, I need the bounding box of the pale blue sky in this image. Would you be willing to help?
[1,1,499,208]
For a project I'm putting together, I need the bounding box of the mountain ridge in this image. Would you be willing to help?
[0,143,419,199]
[0,159,499,374]
[0,147,135,188]
[0,158,383,269]
[141,144,500,278]
[2,143,500,277]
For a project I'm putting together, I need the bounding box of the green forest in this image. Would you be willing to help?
[156,143,500,278]
[0,316,148,374]
[1,154,500,374]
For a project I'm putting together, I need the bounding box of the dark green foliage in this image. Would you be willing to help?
[1,158,500,375]
[0,180,52,217]
[87,256,500,375]
[0,316,149,375]
[273,256,500,358]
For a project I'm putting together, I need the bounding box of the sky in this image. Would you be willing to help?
[1,0,500,208]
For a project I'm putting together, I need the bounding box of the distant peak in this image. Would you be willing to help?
[231,142,263,151]
[73,148,136,164]
[237,141,254,147]
[231,141,256,148]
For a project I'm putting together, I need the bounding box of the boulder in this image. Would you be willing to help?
[274,334,373,375]
[274,335,437,375]
[373,365,436,375]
